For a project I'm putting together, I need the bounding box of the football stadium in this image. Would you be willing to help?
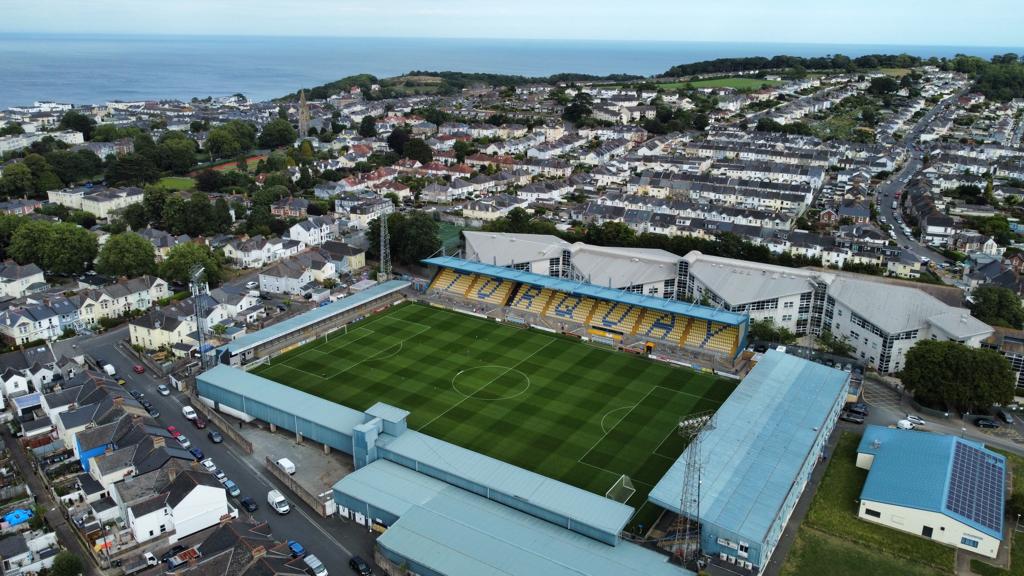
[199,243,848,575]
[251,301,736,526]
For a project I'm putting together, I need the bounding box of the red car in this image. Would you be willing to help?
[166,425,180,438]
[192,416,207,430]
[132,365,145,374]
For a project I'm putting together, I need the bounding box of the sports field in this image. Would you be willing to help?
[252,303,735,528]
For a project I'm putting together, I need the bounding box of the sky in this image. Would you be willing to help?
[1,0,1023,47]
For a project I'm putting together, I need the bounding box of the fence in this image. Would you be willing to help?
[262,457,332,517]
[189,394,254,455]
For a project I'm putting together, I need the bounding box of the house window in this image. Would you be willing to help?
[961,537,979,548]
[922,526,934,538]
[149,530,154,537]
[160,524,167,533]
[864,508,881,518]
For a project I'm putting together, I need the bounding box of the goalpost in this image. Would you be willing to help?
[605,474,636,504]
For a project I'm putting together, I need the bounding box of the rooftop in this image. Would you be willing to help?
[648,351,849,544]
[424,256,746,326]
[857,425,1005,540]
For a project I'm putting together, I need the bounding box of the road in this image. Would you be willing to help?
[55,327,378,574]
[874,89,969,269]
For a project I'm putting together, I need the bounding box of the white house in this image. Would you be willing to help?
[124,470,233,544]
[0,261,45,299]
[258,251,336,296]
[286,216,337,247]
[855,426,1004,559]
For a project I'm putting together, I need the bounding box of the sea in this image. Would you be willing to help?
[0,33,1021,109]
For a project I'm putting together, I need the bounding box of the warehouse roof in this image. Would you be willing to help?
[196,365,366,440]
[219,279,409,356]
[463,231,570,267]
[857,426,1005,540]
[648,350,848,544]
[359,462,690,576]
[378,429,634,541]
[423,256,746,326]
[683,252,823,304]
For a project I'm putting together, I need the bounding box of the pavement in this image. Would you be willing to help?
[56,326,380,575]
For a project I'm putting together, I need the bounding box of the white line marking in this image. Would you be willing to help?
[416,337,555,432]
[577,386,659,464]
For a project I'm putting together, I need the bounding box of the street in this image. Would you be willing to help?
[53,326,379,574]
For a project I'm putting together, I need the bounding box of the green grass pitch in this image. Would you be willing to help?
[252,302,736,529]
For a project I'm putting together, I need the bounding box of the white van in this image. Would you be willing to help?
[276,458,296,475]
[267,490,290,514]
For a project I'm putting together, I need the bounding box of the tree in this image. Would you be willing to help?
[0,122,24,137]
[105,153,159,185]
[205,128,241,159]
[58,110,95,140]
[0,163,35,198]
[387,127,410,155]
[868,76,900,96]
[562,91,593,123]
[120,203,149,231]
[159,242,223,285]
[366,211,440,266]
[817,330,855,356]
[50,551,83,576]
[0,214,27,259]
[9,221,97,275]
[970,285,1024,329]
[748,319,797,345]
[404,138,433,164]
[258,118,298,148]
[45,149,103,184]
[900,340,1014,412]
[96,233,157,277]
[358,115,377,138]
[157,137,197,174]
[453,140,475,164]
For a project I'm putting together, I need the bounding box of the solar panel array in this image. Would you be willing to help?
[945,442,1004,534]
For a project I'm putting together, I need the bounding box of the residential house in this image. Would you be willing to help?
[321,241,366,274]
[270,197,309,218]
[210,287,264,324]
[258,251,337,296]
[128,300,198,352]
[286,216,336,247]
[0,261,45,299]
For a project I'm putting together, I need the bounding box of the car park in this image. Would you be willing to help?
[975,417,1001,429]
[182,406,197,420]
[189,447,204,460]
[905,414,926,427]
[208,430,223,443]
[177,435,192,449]
[348,556,372,576]
[287,540,305,557]
[240,497,258,512]
[157,384,170,396]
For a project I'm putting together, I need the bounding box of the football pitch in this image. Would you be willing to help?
[253,302,736,528]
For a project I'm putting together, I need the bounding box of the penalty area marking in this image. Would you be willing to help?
[600,405,636,435]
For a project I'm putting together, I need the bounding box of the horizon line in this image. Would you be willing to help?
[1,31,1022,50]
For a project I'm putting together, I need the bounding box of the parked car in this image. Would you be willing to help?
[905,414,926,427]
[223,479,241,498]
[995,407,1015,424]
[117,378,126,386]
[896,419,915,430]
[246,281,259,289]
[975,417,1001,429]
[177,435,192,449]
[160,545,186,562]
[192,416,207,429]
[129,389,143,400]
[189,447,204,460]
[132,365,145,374]
[287,540,305,558]
[156,384,170,396]
[348,556,372,576]
[146,406,160,418]
[208,430,223,443]
[839,411,864,424]
[200,458,216,472]
[182,406,197,420]
[166,425,180,437]
[845,402,869,416]
[240,497,258,512]
[214,469,227,483]
[303,554,328,576]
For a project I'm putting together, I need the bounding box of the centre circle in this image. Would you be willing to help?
[451,365,531,401]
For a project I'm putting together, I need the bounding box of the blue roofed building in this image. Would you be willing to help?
[334,460,689,576]
[855,425,1005,558]
[647,350,849,572]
